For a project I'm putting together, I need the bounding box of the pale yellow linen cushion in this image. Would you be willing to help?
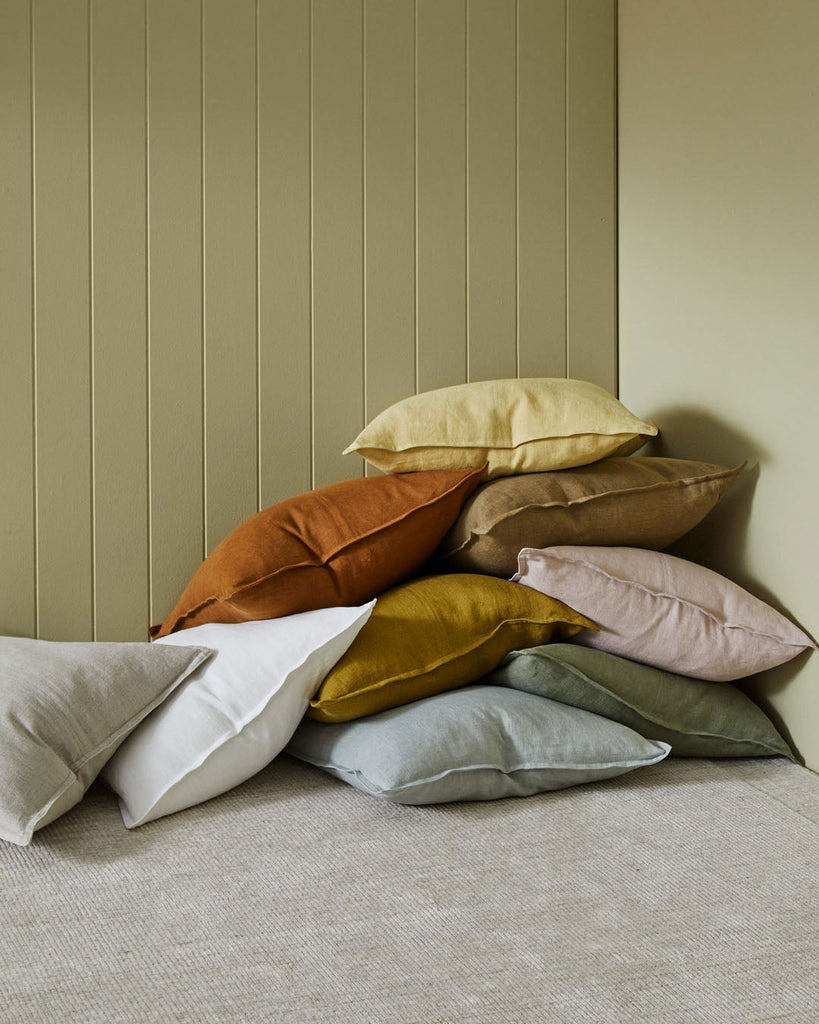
[343,378,658,479]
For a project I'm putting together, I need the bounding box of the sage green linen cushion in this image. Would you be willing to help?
[0,636,212,846]
[487,644,793,759]
[287,685,670,804]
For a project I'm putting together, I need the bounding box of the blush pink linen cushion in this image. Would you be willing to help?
[513,546,815,681]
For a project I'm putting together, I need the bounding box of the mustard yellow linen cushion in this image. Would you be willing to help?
[308,574,594,722]
[343,378,658,479]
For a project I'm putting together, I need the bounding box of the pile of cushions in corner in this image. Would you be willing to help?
[2,380,815,847]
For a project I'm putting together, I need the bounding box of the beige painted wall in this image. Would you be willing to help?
[619,0,819,768]
[0,0,616,642]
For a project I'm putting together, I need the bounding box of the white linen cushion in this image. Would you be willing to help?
[103,602,374,827]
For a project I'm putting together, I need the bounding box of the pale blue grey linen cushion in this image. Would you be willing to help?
[0,636,212,846]
[286,685,670,804]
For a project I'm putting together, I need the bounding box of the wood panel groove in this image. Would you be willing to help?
[413,0,419,395]
[254,0,261,511]
[31,0,39,638]
[200,0,207,560]
[30,0,38,640]
[361,0,368,473]
[464,0,470,384]
[144,0,153,625]
[83,0,93,636]
[88,0,96,639]
[514,0,520,377]
[564,0,569,377]
[309,0,315,491]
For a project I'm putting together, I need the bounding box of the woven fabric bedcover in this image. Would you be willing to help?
[1,755,817,1024]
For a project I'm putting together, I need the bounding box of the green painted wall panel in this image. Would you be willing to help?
[32,0,94,640]
[0,0,36,638]
[0,0,616,640]
[91,0,149,640]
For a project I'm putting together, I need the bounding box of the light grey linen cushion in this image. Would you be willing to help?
[0,636,211,846]
[286,685,670,804]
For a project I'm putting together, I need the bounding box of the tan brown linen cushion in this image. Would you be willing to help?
[514,545,816,681]
[438,457,743,577]
[151,467,483,637]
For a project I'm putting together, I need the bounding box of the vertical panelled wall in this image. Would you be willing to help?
[0,0,616,642]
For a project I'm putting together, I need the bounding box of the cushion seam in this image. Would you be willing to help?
[348,427,656,456]
[290,746,670,795]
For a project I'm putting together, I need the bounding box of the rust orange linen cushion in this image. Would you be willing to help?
[151,467,484,638]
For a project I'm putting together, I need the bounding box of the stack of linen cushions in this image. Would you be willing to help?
[287,379,813,803]
[109,378,679,824]
[2,378,813,845]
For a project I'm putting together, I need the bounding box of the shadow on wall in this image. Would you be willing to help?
[744,651,815,765]
[639,405,816,762]
[641,405,764,581]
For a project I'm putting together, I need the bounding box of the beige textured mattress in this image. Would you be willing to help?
[1,755,818,1023]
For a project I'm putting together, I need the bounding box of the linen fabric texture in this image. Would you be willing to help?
[308,574,593,723]
[438,456,743,577]
[0,637,212,846]
[343,378,658,479]
[289,685,670,804]
[488,644,793,758]
[151,466,483,637]
[103,603,374,828]
[514,546,815,681]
